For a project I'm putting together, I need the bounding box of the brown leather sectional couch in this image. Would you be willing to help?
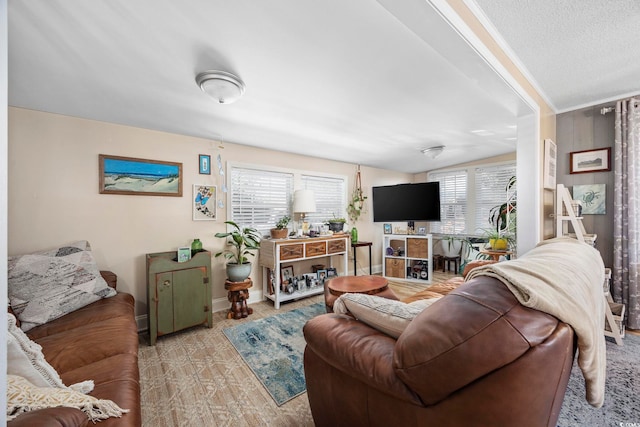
[8,271,141,427]
[304,274,576,427]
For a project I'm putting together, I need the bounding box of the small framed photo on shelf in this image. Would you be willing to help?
[177,247,191,263]
[326,267,337,278]
[569,147,611,174]
[317,269,328,283]
[199,154,211,174]
[383,223,392,234]
[417,226,426,235]
[281,265,294,284]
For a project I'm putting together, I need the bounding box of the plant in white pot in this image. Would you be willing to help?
[215,221,261,283]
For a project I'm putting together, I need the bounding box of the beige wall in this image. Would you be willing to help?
[8,107,411,320]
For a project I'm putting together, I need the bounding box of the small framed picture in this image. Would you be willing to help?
[383,223,392,234]
[199,154,211,175]
[281,265,294,284]
[326,267,337,278]
[417,226,426,235]
[177,247,191,263]
[570,147,611,174]
[317,269,328,283]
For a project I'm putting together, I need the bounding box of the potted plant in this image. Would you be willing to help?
[214,221,261,282]
[488,176,517,234]
[270,215,290,239]
[326,216,346,233]
[480,228,515,251]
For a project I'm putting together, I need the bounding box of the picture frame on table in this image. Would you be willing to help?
[177,247,191,263]
[199,154,211,174]
[317,269,328,283]
[570,147,611,174]
[383,223,392,234]
[281,265,294,284]
[326,267,337,278]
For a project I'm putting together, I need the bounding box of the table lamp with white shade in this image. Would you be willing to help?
[293,189,316,236]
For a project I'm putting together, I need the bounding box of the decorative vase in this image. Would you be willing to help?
[227,262,252,283]
[191,238,203,256]
[442,239,462,257]
[350,227,358,243]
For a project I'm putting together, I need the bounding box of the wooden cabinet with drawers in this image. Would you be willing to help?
[382,234,432,283]
[259,235,349,309]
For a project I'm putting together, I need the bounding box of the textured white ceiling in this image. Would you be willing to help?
[470,0,640,112]
[8,1,637,174]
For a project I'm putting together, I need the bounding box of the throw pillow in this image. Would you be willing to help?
[7,313,93,393]
[7,375,128,423]
[333,293,441,338]
[8,240,116,331]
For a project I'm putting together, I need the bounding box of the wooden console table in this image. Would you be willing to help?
[259,234,349,309]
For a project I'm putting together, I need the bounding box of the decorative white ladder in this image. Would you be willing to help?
[556,184,624,345]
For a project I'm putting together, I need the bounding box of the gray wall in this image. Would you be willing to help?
[556,103,615,267]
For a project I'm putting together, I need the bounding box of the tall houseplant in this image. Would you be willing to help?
[215,221,261,282]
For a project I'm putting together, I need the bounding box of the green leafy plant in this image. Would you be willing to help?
[488,175,516,233]
[214,221,261,265]
[441,235,471,258]
[326,215,346,224]
[347,189,367,223]
[274,215,290,230]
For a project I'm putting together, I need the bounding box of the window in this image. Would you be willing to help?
[228,164,347,235]
[474,164,516,234]
[428,162,515,235]
[428,170,467,234]
[301,174,346,224]
[229,166,293,236]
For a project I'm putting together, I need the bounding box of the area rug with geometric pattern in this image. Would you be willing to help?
[222,302,326,406]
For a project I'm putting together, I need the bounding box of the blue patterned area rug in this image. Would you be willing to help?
[558,333,640,426]
[222,302,326,406]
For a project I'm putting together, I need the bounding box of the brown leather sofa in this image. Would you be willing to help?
[304,275,576,427]
[8,271,141,427]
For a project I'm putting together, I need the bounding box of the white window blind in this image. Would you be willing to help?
[229,166,293,236]
[474,164,516,233]
[428,170,467,234]
[301,175,346,225]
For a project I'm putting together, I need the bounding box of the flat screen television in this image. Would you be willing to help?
[372,182,441,222]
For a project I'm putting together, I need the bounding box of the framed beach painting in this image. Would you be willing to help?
[99,155,182,196]
[199,154,211,175]
[193,184,217,220]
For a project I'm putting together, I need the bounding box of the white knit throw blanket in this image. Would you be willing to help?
[7,375,129,422]
[465,237,606,407]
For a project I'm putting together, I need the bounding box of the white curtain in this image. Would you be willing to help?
[613,97,640,329]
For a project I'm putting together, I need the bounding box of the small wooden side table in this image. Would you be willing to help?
[443,256,461,273]
[351,241,373,275]
[225,279,254,320]
[324,275,398,312]
[479,250,513,261]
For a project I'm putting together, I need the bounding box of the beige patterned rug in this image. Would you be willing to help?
[138,272,457,426]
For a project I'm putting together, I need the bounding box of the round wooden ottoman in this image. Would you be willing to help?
[324,275,398,312]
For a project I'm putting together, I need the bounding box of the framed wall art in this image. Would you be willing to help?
[543,139,557,189]
[383,223,392,234]
[569,147,611,174]
[193,185,217,221]
[572,184,606,215]
[99,154,182,196]
[199,154,211,175]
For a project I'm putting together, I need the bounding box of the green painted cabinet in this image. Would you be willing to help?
[146,250,213,345]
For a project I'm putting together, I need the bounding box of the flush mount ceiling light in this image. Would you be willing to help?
[196,70,246,104]
[421,145,445,159]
